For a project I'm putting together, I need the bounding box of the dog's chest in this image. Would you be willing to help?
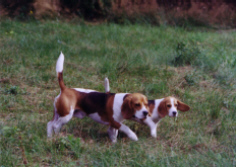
[112,93,128,122]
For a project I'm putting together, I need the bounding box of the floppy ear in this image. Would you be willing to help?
[158,100,168,118]
[177,100,190,112]
[121,96,135,119]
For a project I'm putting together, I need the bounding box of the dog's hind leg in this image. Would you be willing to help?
[47,121,54,138]
[47,108,59,138]
[53,106,74,135]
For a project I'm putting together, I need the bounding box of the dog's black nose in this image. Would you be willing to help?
[143,111,148,116]
[173,111,177,116]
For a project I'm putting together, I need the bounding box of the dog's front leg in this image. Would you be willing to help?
[143,116,157,138]
[119,123,138,141]
[108,126,118,143]
[109,119,138,141]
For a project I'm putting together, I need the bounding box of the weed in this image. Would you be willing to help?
[3,85,19,95]
[172,41,202,66]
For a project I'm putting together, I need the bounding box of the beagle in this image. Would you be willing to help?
[104,78,190,138]
[47,52,149,142]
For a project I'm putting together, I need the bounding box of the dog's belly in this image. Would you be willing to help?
[73,110,86,119]
[88,113,109,125]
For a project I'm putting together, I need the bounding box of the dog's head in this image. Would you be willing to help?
[158,97,190,118]
[121,93,149,120]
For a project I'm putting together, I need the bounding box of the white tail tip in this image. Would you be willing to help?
[56,52,64,73]
[104,77,110,93]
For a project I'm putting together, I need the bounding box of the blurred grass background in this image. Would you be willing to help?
[0,19,235,166]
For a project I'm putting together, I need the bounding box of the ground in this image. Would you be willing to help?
[0,19,235,166]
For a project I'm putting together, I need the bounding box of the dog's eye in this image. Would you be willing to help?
[175,104,178,107]
[135,103,141,107]
[167,105,171,108]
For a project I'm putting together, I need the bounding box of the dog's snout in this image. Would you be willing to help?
[173,111,177,116]
[143,111,148,116]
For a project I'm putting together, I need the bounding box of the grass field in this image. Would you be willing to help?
[0,19,236,166]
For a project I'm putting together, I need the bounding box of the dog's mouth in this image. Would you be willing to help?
[131,115,145,123]
[132,115,147,121]
[170,114,177,118]
[132,115,140,120]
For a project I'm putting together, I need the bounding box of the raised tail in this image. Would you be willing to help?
[104,77,110,93]
[56,52,66,90]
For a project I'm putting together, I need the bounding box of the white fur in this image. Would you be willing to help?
[104,77,110,93]
[112,93,128,122]
[56,52,64,73]
[169,98,178,117]
[135,105,148,119]
[150,99,163,123]
[141,99,162,138]
[47,120,54,138]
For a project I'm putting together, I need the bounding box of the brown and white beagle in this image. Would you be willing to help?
[104,78,190,138]
[47,52,149,142]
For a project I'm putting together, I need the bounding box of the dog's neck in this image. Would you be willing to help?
[149,99,164,123]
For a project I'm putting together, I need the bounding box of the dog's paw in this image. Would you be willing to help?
[129,132,138,141]
[109,135,117,143]
[151,129,157,138]
[111,139,117,143]
[47,134,52,138]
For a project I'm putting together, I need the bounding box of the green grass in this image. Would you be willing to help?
[0,19,236,166]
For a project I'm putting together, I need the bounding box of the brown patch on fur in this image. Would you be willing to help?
[148,100,155,116]
[58,72,66,90]
[121,94,135,119]
[55,88,78,117]
[158,97,170,118]
[177,100,190,112]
